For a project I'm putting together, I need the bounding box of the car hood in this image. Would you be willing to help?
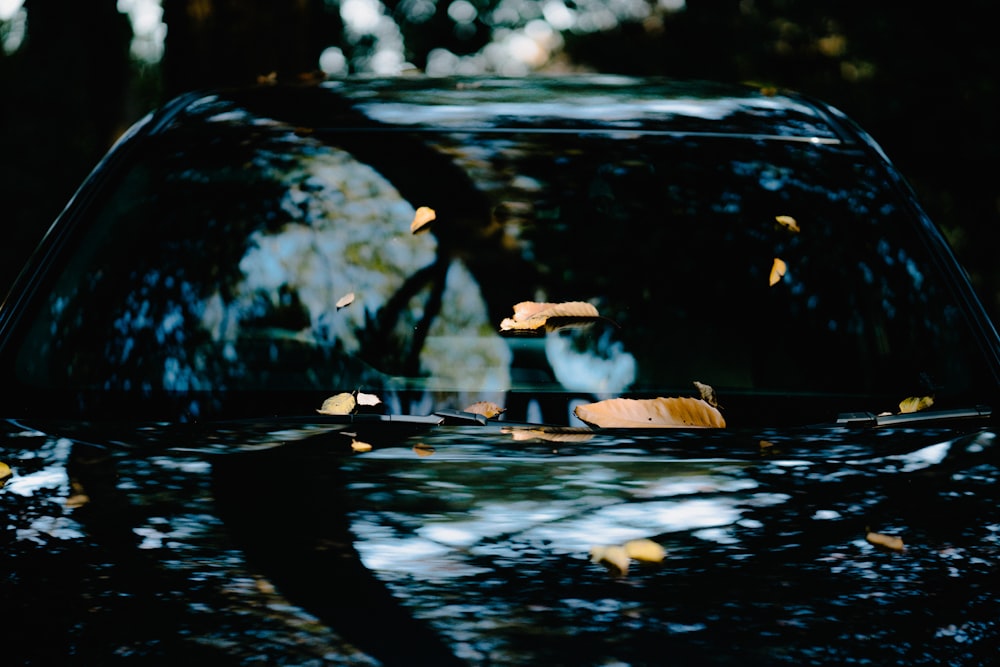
[3,418,999,664]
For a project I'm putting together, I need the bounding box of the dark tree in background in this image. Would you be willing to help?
[1,0,998,323]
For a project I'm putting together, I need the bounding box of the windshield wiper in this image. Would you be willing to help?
[836,405,992,428]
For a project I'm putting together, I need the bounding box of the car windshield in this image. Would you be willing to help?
[10,94,993,423]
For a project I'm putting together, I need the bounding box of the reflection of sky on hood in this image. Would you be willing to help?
[348,459,782,580]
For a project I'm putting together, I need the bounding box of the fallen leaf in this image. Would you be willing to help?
[866,530,905,552]
[356,391,382,407]
[898,395,934,414]
[502,426,595,443]
[574,396,726,429]
[463,401,506,419]
[350,439,373,452]
[336,292,355,309]
[499,300,600,331]
[589,545,630,575]
[769,257,787,286]
[0,461,11,489]
[413,442,435,457]
[693,380,720,408]
[775,215,801,233]
[317,392,356,415]
[410,206,436,233]
[623,538,666,562]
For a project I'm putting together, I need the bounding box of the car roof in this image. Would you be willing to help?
[164,75,852,145]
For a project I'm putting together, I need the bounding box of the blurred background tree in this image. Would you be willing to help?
[1,0,997,323]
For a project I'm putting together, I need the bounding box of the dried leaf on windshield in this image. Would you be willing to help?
[574,397,726,429]
[623,539,666,562]
[898,395,934,414]
[769,257,787,286]
[693,380,720,408]
[866,530,905,552]
[463,401,506,419]
[499,300,600,331]
[410,206,436,233]
[775,215,801,233]
[335,292,355,310]
[589,545,631,575]
[317,392,357,415]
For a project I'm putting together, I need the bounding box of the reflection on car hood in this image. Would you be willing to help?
[3,418,999,664]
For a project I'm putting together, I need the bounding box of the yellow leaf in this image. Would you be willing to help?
[410,206,436,233]
[316,392,356,415]
[335,292,355,309]
[898,395,934,414]
[574,397,726,429]
[589,545,630,575]
[0,461,12,489]
[463,401,506,419]
[499,300,600,331]
[866,530,905,552]
[623,538,666,562]
[769,257,787,286]
[350,439,373,452]
[775,215,800,233]
[692,380,720,408]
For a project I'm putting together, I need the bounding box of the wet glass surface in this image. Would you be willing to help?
[3,420,998,665]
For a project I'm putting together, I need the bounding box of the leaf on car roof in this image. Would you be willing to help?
[898,395,934,414]
[316,391,357,415]
[463,400,506,419]
[335,292,355,310]
[775,215,800,233]
[499,300,600,331]
[769,257,787,286]
[574,397,726,428]
[410,206,436,233]
[865,530,905,552]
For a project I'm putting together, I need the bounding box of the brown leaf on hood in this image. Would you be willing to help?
[589,544,630,575]
[574,396,726,429]
[623,538,666,562]
[865,530,905,552]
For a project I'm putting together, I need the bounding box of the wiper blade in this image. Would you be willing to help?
[836,405,992,428]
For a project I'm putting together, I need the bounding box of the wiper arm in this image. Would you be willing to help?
[836,405,992,428]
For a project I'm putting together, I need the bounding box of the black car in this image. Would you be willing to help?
[1,76,998,665]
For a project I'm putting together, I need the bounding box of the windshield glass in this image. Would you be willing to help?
[11,97,992,423]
